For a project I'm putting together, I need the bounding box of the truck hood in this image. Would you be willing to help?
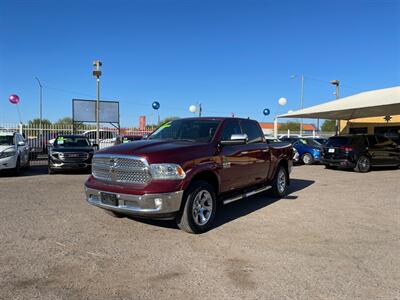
[97,140,211,164]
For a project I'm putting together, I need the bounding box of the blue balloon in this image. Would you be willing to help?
[152,101,160,110]
[263,108,270,116]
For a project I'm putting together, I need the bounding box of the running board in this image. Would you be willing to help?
[222,185,272,205]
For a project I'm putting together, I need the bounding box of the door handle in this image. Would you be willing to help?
[262,149,269,152]
[241,151,248,155]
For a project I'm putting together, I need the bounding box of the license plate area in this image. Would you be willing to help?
[328,148,335,153]
[101,192,118,206]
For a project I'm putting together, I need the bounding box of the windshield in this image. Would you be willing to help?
[54,136,91,147]
[298,138,321,147]
[0,135,14,146]
[149,119,221,142]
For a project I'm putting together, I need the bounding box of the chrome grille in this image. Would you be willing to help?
[59,152,89,162]
[92,155,151,184]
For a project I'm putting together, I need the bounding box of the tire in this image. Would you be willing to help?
[48,167,54,174]
[270,166,288,198]
[354,155,371,173]
[302,153,314,165]
[176,180,217,234]
[12,157,21,176]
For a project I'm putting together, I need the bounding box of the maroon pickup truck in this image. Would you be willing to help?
[85,117,293,233]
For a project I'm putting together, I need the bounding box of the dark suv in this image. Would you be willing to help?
[322,134,400,172]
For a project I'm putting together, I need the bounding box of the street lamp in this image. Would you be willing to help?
[34,77,43,134]
[92,60,102,145]
[330,79,340,135]
[291,74,305,135]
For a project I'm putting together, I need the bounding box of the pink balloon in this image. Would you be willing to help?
[9,94,20,104]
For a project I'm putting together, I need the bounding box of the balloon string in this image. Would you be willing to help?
[16,104,22,123]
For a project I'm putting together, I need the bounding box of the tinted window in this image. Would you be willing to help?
[376,135,391,145]
[0,135,14,145]
[367,135,377,146]
[326,137,350,147]
[240,120,263,143]
[221,119,242,141]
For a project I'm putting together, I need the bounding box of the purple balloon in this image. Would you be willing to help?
[9,94,20,104]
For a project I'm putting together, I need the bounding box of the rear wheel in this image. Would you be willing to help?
[177,180,216,234]
[302,153,314,165]
[354,155,371,173]
[48,167,54,174]
[270,166,288,197]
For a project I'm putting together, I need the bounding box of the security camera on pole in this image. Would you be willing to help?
[92,60,102,145]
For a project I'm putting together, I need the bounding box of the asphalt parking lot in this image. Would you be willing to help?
[0,165,399,299]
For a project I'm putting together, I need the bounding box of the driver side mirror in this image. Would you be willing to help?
[220,134,248,146]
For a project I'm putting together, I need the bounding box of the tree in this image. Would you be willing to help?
[54,117,73,127]
[27,118,52,127]
[321,120,336,132]
[279,121,300,132]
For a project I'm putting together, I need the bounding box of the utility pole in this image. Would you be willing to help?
[92,60,102,145]
[330,80,340,135]
[34,77,43,135]
[291,75,305,135]
[199,103,202,117]
[300,75,304,135]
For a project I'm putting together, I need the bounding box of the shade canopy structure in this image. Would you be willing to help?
[278,86,400,120]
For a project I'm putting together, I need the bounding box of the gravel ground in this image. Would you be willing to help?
[0,165,399,300]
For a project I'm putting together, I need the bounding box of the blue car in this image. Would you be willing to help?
[280,137,322,165]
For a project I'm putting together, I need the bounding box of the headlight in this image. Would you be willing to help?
[50,151,60,158]
[149,163,186,180]
[0,151,16,158]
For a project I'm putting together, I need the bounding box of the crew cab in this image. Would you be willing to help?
[85,117,293,233]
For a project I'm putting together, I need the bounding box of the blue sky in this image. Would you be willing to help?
[0,0,399,126]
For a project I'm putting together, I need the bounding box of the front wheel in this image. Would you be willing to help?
[354,156,371,173]
[302,153,314,165]
[270,166,288,197]
[177,181,217,234]
[12,157,21,176]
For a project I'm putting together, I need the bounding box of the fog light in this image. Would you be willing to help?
[154,198,163,209]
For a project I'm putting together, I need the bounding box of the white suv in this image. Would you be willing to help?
[0,132,30,175]
[83,130,117,149]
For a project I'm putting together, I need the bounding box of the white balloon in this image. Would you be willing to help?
[278,97,287,106]
[189,105,197,113]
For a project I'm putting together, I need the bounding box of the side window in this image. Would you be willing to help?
[376,135,391,145]
[241,120,264,143]
[221,120,242,141]
[367,136,377,146]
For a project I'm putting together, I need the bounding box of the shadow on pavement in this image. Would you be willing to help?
[129,178,315,232]
[0,165,91,177]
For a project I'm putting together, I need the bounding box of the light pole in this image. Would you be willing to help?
[34,77,43,134]
[291,75,305,135]
[92,60,102,145]
[330,80,340,135]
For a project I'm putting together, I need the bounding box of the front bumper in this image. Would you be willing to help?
[85,186,184,219]
[0,156,17,170]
